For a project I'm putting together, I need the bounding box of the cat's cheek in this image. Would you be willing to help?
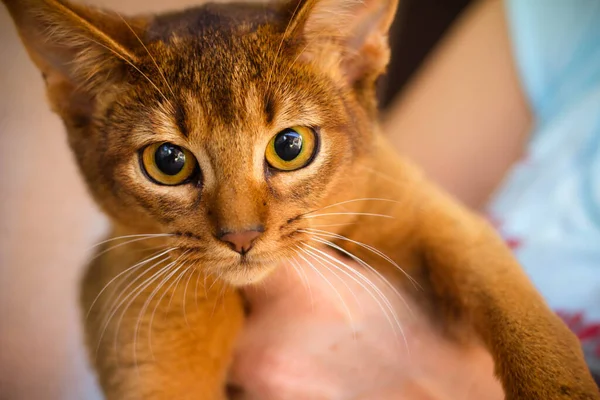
[102,161,202,229]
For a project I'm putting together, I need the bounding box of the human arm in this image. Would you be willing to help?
[383,0,531,209]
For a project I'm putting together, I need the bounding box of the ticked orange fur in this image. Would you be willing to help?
[3,0,599,399]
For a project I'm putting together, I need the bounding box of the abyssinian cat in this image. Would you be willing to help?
[3,0,599,398]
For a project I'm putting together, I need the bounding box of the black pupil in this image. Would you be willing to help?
[274,130,303,161]
[155,143,186,175]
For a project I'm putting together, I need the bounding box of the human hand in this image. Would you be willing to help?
[229,248,503,399]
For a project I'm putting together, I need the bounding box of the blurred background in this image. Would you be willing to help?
[0,0,497,399]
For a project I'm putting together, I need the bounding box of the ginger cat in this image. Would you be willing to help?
[3,0,599,398]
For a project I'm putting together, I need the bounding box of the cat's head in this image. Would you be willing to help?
[4,0,398,285]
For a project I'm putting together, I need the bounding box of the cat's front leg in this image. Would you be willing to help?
[81,248,243,400]
[412,188,599,399]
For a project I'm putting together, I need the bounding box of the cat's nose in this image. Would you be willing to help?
[218,227,263,255]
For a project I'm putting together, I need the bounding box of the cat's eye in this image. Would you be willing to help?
[141,142,198,185]
[265,126,317,171]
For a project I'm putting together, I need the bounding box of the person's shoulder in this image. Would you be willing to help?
[504,0,600,119]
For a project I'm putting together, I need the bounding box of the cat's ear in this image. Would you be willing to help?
[2,0,145,94]
[283,0,399,85]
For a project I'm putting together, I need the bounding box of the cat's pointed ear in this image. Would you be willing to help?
[2,0,145,94]
[283,0,399,85]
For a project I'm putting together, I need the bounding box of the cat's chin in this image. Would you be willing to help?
[221,263,278,287]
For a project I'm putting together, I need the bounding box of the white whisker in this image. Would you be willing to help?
[138,260,185,368]
[302,228,419,289]
[265,0,303,94]
[302,244,408,350]
[309,197,401,214]
[81,36,170,104]
[182,267,196,331]
[117,13,177,100]
[306,235,416,319]
[303,212,394,219]
[295,246,356,335]
[303,247,363,311]
[86,247,177,319]
[88,235,172,261]
[209,272,225,319]
[163,264,191,320]
[289,256,314,309]
[132,261,184,367]
[89,233,173,249]
[95,256,173,358]
[311,223,358,228]
[99,254,170,322]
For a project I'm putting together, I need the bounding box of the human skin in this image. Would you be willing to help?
[230,1,532,398]
[230,250,504,400]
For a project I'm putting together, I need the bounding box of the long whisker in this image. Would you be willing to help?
[209,271,225,319]
[302,228,419,289]
[88,235,173,262]
[265,0,303,94]
[164,264,191,320]
[80,36,170,104]
[145,262,190,362]
[132,261,185,368]
[311,222,358,228]
[94,256,173,358]
[182,267,196,331]
[89,233,174,249]
[144,264,187,359]
[295,246,356,335]
[307,198,401,214]
[99,251,188,363]
[293,194,403,221]
[289,255,314,309]
[303,243,397,312]
[86,247,177,319]
[114,257,183,358]
[302,244,407,348]
[197,270,211,312]
[98,253,171,322]
[203,271,212,302]
[133,257,188,369]
[302,212,394,219]
[99,254,169,321]
[302,247,363,312]
[306,235,416,319]
[116,13,177,100]
[273,38,314,95]
[217,279,229,314]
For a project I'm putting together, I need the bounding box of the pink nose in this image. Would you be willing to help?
[219,229,262,255]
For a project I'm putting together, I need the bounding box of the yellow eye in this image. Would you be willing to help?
[265,126,317,171]
[141,142,198,185]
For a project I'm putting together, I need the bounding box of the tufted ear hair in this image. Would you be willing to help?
[282,0,399,87]
[2,0,147,98]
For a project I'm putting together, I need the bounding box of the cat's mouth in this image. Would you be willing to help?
[179,248,283,286]
[173,228,310,286]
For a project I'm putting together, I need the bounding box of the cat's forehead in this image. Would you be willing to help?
[126,3,337,142]
[137,3,297,128]
[145,2,283,78]
[147,2,280,40]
